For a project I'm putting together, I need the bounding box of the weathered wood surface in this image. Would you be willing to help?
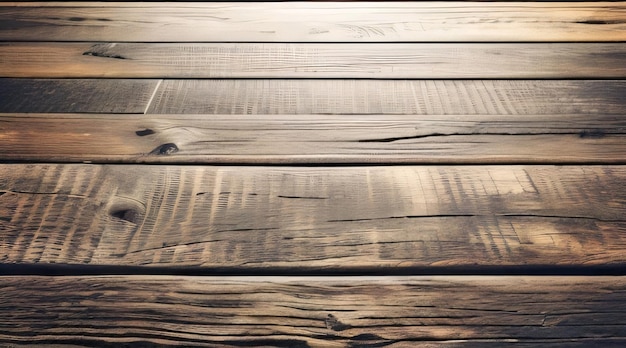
[1,164,624,268]
[2,79,622,116]
[1,276,626,347]
[0,0,625,347]
[1,113,624,164]
[147,79,626,115]
[1,2,624,42]
[0,78,158,114]
[2,43,625,78]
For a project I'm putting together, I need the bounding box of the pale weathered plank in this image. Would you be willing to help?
[1,113,624,164]
[0,78,159,113]
[1,42,625,78]
[1,164,624,268]
[147,79,626,115]
[1,2,624,42]
[0,276,625,347]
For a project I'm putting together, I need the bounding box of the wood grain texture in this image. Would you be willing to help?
[1,276,626,347]
[147,79,626,115]
[1,113,624,164]
[2,42,625,78]
[1,2,624,42]
[1,164,624,268]
[0,78,158,113]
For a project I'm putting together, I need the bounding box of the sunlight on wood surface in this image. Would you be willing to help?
[0,1,625,346]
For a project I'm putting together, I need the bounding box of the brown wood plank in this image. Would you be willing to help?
[1,164,624,268]
[2,43,624,78]
[0,78,159,113]
[1,276,626,346]
[1,2,624,42]
[1,113,624,164]
[147,79,626,115]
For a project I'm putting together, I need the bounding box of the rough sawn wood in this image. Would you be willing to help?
[0,276,625,347]
[1,164,624,269]
[2,43,625,78]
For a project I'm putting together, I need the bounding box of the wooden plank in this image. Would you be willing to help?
[1,164,624,268]
[0,78,158,113]
[1,276,626,346]
[1,43,624,79]
[1,113,624,164]
[1,2,624,42]
[147,79,626,115]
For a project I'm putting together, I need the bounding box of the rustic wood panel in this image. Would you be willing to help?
[1,276,626,346]
[1,164,624,268]
[0,78,159,113]
[1,113,624,164]
[2,42,625,78]
[147,79,626,115]
[1,2,624,42]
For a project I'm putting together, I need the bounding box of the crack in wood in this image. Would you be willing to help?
[0,189,86,198]
[126,227,279,254]
[328,214,624,223]
[576,20,626,25]
[358,131,611,143]
[277,195,329,200]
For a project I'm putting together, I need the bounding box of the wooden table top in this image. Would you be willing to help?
[0,1,625,346]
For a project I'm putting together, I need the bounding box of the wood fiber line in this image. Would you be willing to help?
[1,276,626,347]
[1,2,624,42]
[146,80,626,115]
[0,113,624,164]
[0,79,158,113]
[1,164,625,268]
[1,43,625,78]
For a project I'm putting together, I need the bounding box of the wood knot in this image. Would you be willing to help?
[108,198,145,224]
[110,208,140,224]
[150,143,179,156]
[325,314,350,331]
[135,129,155,136]
[579,130,606,139]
